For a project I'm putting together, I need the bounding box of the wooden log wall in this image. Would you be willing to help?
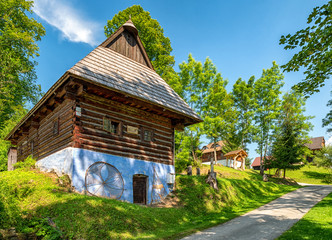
[106,30,148,67]
[16,99,75,162]
[75,92,174,165]
[201,151,224,163]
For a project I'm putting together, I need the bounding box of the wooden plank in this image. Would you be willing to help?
[79,131,172,156]
[77,144,172,165]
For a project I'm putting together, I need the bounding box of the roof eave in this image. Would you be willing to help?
[5,72,71,141]
[69,72,202,125]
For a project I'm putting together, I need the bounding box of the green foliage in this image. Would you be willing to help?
[0,169,297,239]
[314,146,332,169]
[231,76,256,152]
[0,105,28,171]
[0,0,44,130]
[14,155,36,170]
[253,61,284,174]
[174,130,195,172]
[280,1,332,134]
[203,64,236,165]
[323,96,332,133]
[280,1,332,95]
[245,157,252,168]
[278,192,332,240]
[268,92,313,177]
[314,146,332,183]
[104,5,176,83]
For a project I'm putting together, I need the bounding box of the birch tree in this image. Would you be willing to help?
[253,62,284,175]
[231,76,256,152]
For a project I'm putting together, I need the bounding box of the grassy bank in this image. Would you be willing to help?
[0,169,298,239]
[265,165,332,185]
[278,192,332,240]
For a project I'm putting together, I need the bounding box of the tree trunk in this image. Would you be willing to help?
[206,171,218,190]
[214,140,218,165]
[259,151,264,176]
[190,131,197,164]
[283,168,286,179]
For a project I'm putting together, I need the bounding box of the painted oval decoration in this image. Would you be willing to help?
[85,161,124,199]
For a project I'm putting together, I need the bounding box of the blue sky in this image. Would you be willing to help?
[31,0,330,158]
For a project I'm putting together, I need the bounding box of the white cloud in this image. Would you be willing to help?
[326,136,332,146]
[33,0,102,46]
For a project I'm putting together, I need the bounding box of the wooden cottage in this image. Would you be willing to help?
[201,141,225,163]
[223,149,248,170]
[201,141,247,169]
[251,156,271,170]
[5,20,201,204]
[305,136,325,162]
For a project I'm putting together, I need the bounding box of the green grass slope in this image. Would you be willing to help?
[266,165,332,185]
[0,169,298,239]
[278,192,332,240]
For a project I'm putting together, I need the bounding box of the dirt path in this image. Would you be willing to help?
[182,184,332,240]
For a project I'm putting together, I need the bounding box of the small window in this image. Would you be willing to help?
[103,117,121,135]
[30,140,34,155]
[53,118,59,136]
[18,146,23,156]
[141,128,154,142]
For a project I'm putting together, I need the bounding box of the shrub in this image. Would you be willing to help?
[14,155,36,170]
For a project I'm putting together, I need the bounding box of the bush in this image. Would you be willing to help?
[14,155,36,170]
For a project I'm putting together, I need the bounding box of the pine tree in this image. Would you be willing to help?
[268,92,313,178]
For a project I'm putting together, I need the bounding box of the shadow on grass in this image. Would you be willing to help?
[303,171,332,184]
[278,218,332,240]
[1,173,298,240]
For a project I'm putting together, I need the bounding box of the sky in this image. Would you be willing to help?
[30,0,331,159]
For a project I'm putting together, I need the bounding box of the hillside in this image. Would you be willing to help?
[265,165,332,185]
[0,169,298,239]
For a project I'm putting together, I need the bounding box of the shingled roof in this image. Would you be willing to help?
[68,46,200,121]
[224,149,248,158]
[5,20,201,141]
[305,137,325,150]
[251,156,271,167]
[202,141,225,154]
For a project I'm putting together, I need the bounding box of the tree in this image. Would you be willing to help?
[231,76,256,152]
[322,97,332,133]
[0,0,44,130]
[0,105,27,171]
[204,71,235,171]
[280,1,332,95]
[280,1,332,133]
[314,146,332,183]
[104,5,176,83]
[253,62,284,175]
[267,92,313,178]
[176,55,216,165]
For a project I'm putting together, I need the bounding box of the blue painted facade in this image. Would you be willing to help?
[36,147,175,204]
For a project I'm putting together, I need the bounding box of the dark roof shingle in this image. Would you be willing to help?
[305,137,325,150]
[68,46,201,122]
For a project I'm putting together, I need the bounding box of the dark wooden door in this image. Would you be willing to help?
[133,175,147,204]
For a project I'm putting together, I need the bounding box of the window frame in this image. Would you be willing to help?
[103,116,122,136]
[53,117,60,136]
[141,127,154,142]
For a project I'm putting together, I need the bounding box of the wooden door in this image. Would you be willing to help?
[133,175,147,204]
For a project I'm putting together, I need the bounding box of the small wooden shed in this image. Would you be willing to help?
[224,149,248,170]
[201,141,225,163]
[5,20,201,204]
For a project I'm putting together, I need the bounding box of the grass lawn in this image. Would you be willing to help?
[278,192,332,240]
[197,164,263,181]
[265,165,332,185]
[0,168,298,239]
